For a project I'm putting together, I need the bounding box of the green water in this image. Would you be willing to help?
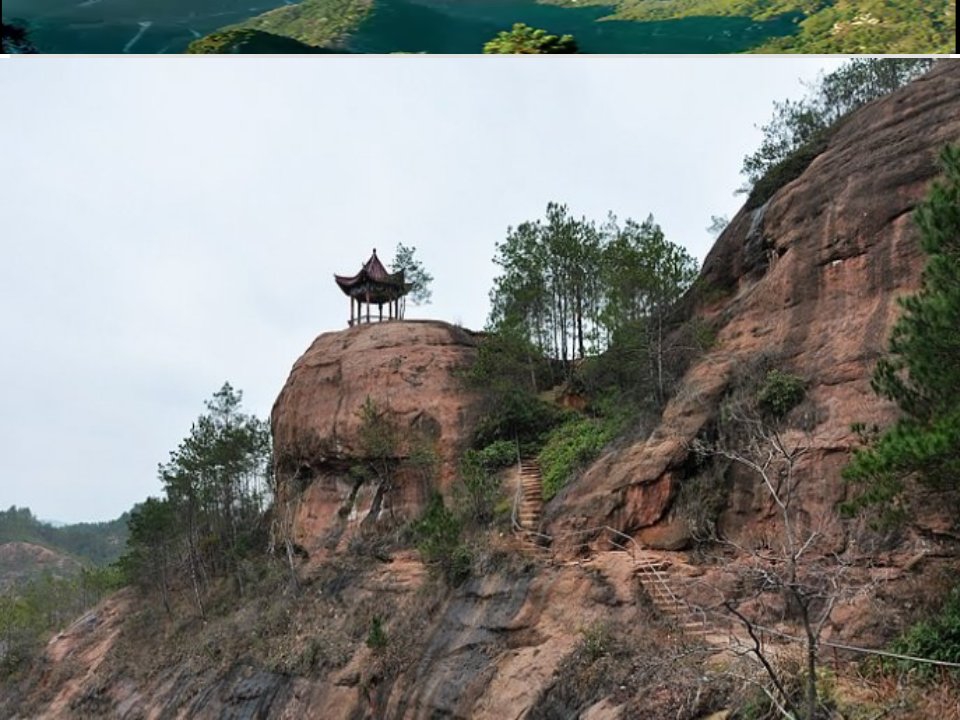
[347,0,801,53]
[6,0,800,53]
[4,0,294,53]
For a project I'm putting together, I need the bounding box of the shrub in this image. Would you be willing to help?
[745,135,829,210]
[472,392,565,451]
[579,622,613,662]
[482,23,578,54]
[412,494,471,585]
[881,585,960,681]
[539,416,621,501]
[756,370,806,419]
[457,451,503,526]
[470,440,517,471]
[366,616,388,652]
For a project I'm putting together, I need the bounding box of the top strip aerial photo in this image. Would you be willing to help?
[0,0,956,53]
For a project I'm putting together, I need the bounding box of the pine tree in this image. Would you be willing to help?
[845,145,960,505]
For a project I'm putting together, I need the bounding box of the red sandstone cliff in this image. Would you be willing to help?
[547,60,960,552]
[270,319,481,553]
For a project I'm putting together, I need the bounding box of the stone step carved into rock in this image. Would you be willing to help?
[516,459,544,532]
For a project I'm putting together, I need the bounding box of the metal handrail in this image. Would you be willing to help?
[510,440,523,533]
[503,451,712,636]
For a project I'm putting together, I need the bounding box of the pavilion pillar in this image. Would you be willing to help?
[350,297,354,326]
[366,292,370,323]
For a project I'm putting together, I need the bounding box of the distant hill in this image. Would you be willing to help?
[218,0,370,50]
[541,0,956,53]
[0,541,82,591]
[0,506,128,569]
[186,28,345,52]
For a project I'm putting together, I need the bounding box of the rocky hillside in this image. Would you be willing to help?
[0,542,82,591]
[4,63,960,720]
[549,60,960,553]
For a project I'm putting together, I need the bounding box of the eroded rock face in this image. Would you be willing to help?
[270,320,481,551]
[548,61,960,549]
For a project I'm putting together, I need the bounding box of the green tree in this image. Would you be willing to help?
[355,396,399,485]
[1,20,37,53]
[845,144,960,508]
[392,243,433,306]
[413,493,470,584]
[482,23,578,54]
[456,450,502,525]
[600,214,699,406]
[490,203,605,364]
[740,59,932,200]
[118,383,271,617]
[118,498,176,615]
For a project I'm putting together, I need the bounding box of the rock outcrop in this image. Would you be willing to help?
[547,60,960,550]
[271,319,482,552]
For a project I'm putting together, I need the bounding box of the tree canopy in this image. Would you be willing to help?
[489,203,698,369]
[392,243,433,305]
[119,383,271,616]
[844,144,960,509]
[740,59,933,207]
[482,23,578,53]
[0,20,37,53]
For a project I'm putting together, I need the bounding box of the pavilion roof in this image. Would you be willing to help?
[335,249,411,299]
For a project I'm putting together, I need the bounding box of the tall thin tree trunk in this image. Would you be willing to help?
[576,285,585,359]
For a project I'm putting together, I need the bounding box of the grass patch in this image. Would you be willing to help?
[538,414,624,501]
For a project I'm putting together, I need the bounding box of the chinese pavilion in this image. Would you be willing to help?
[335,249,412,326]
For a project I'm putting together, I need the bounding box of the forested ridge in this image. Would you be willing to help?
[541,0,955,53]
[183,0,952,54]
[0,506,128,568]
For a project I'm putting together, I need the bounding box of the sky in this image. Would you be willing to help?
[0,56,844,523]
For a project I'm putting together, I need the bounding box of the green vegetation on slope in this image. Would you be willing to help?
[119,383,272,618]
[541,0,954,53]
[740,59,932,207]
[878,582,960,681]
[187,28,336,52]
[758,0,955,53]
[223,0,371,49]
[844,144,960,513]
[0,567,122,676]
[483,22,578,53]
[0,506,128,568]
[467,202,704,499]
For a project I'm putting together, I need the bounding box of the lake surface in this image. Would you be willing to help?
[4,0,295,53]
[347,0,801,53]
[6,0,800,53]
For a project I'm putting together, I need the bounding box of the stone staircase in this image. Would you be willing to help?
[516,459,544,531]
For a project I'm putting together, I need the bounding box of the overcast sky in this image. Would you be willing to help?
[0,56,843,523]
